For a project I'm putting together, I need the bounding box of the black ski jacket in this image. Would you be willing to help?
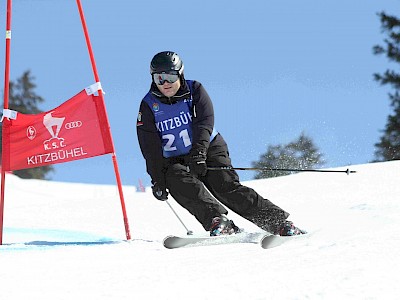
[137,80,220,186]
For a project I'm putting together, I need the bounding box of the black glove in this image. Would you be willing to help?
[188,150,207,177]
[152,183,168,201]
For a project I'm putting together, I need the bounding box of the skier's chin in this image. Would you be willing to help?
[162,88,175,97]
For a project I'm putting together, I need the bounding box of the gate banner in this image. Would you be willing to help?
[2,84,114,171]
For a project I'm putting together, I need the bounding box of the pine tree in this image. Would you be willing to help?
[373,12,400,161]
[1,70,54,179]
[252,133,324,179]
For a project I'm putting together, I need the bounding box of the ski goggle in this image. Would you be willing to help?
[152,73,179,85]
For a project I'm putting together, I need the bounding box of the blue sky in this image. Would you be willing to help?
[0,0,399,186]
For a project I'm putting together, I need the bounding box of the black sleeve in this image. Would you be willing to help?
[136,100,166,186]
[190,81,215,155]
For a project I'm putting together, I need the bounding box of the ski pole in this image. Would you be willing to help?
[165,200,193,235]
[207,166,356,175]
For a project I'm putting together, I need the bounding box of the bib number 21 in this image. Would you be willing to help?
[163,129,191,152]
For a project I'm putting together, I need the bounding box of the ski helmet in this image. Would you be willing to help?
[150,51,184,75]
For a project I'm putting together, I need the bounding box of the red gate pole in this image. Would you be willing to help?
[76,0,131,240]
[0,0,12,245]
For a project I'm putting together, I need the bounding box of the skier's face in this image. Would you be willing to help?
[156,78,181,98]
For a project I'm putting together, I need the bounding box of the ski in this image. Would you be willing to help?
[163,232,267,249]
[260,234,290,249]
[260,233,309,249]
[164,231,309,249]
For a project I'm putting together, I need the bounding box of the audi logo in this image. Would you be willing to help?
[65,121,83,129]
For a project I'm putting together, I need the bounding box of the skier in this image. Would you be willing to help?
[136,51,306,236]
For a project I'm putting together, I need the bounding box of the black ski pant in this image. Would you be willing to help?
[165,134,289,232]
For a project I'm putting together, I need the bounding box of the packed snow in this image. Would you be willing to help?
[0,160,399,299]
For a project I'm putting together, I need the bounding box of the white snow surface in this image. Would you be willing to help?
[0,161,399,299]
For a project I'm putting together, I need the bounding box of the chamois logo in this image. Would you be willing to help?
[43,112,66,150]
[43,112,65,138]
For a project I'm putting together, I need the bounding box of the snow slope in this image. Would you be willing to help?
[0,161,399,299]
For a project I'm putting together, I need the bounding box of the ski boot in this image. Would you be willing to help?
[210,215,240,236]
[276,221,307,236]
